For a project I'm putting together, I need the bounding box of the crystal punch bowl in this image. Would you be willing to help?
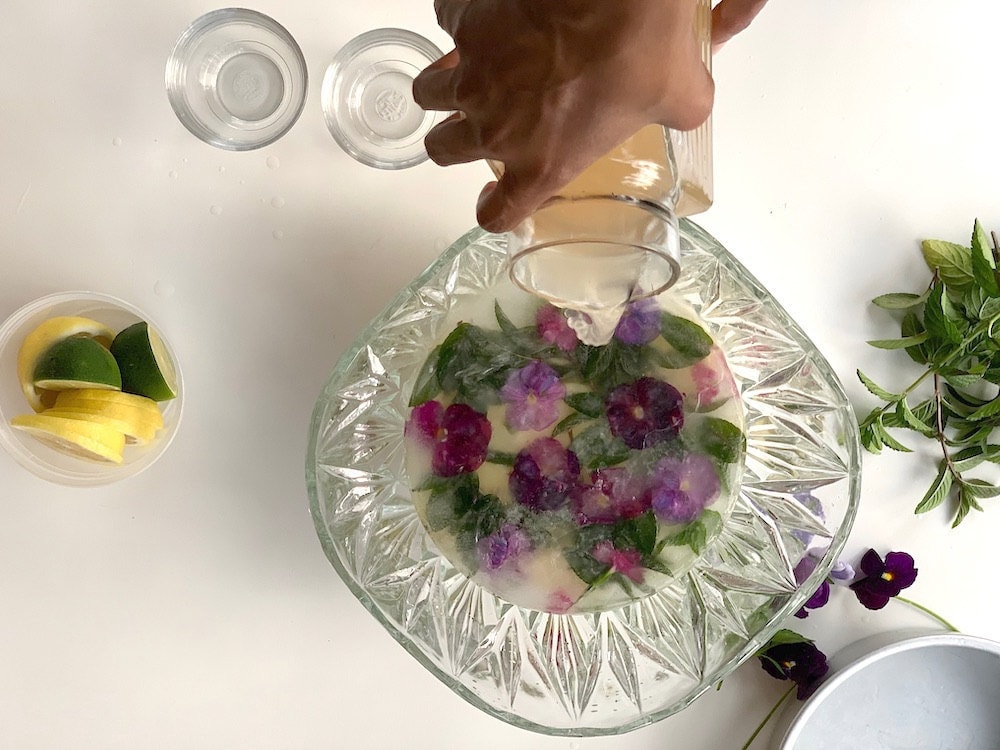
[306,222,861,735]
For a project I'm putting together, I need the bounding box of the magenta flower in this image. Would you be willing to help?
[689,346,739,409]
[572,467,651,524]
[850,549,918,610]
[605,376,684,449]
[509,437,581,512]
[477,523,532,571]
[499,360,566,431]
[614,297,661,345]
[405,400,492,477]
[592,540,645,584]
[758,638,829,700]
[649,453,720,524]
[536,304,578,351]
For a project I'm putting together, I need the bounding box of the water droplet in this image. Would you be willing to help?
[112,136,122,147]
[153,280,175,298]
[218,166,226,175]
[182,157,190,164]
[168,170,178,179]
[272,229,284,240]
[265,155,280,170]
[209,205,223,216]
[270,196,285,209]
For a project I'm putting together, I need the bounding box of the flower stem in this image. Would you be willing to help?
[895,596,960,632]
[740,685,795,750]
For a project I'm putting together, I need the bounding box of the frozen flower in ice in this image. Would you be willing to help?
[758,635,829,700]
[477,523,532,571]
[689,346,739,410]
[605,376,684,449]
[850,549,918,610]
[592,540,645,584]
[509,437,581,512]
[614,297,661,346]
[536,304,578,352]
[649,453,719,524]
[546,590,576,614]
[500,360,566,431]
[572,467,651,525]
[406,400,492,477]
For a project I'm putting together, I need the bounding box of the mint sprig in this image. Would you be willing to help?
[859,219,1000,526]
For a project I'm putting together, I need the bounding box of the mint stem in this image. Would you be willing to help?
[740,685,796,750]
[895,596,960,632]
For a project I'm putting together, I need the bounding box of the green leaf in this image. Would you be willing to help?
[960,478,1000,499]
[873,420,912,452]
[923,283,964,346]
[921,239,974,289]
[612,511,658,557]
[485,449,517,466]
[494,300,518,334]
[872,292,925,310]
[914,465,954,514]
[569,421,631,469]
[659,312,713,361]
[551,411,593,437]
[576,340,652,393]
[866,333,930,350]
[692,417,745,465]
[564,392,604,418]
[650,347,704,369]
[762,629,815,649]
[409,345,442,406]
[966,397,1000,422]
[895,398,934,434]
[971,219,1000,296]
[857,370,901,401]
[901,311,929,364]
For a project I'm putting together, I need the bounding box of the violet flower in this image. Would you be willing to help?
[649,453,719,524]
[499,360,566,432]
[574,467,652,524]
[605,376,684,450]
[792,555,831,619]
[850,549,918,610]
[758,639,829,700]
[406,400,492,477]
[536,304,578,352]
[509,437,581,512]
[592,540,645,584]
[614,297,661,345]
[477,523,532,571]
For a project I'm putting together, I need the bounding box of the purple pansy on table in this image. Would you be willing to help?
[758,633,829,700]
[850,549,918,609]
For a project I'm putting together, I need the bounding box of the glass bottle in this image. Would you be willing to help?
[504,0,713,345]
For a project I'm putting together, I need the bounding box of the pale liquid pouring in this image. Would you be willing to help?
[500,0,713,345]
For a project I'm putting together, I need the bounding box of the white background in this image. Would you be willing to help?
[2,1,999,748]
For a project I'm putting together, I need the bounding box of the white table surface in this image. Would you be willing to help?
[3,1,999,748]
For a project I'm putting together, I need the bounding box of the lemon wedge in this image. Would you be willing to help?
[42,407,158,445]
[10,413,126,463]
[53,389,163,428]
[17,316,116,411]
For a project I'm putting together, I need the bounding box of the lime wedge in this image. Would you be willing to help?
[17,316,116,411]
[110,322,178,401]
[32,336,122,392]
[10,413,126,463]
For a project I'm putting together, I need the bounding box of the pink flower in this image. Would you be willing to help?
[500,360,566,431]
[592,541,645,584]
[690,346,739,410]
[572,467,651,525]
[536,304,578,352]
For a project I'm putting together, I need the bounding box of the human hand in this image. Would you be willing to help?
[413,0,767,233]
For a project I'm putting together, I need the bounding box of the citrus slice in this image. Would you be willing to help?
[53,389,163,428]
[32,336,122,392]
[10,413,126,463]
[110,322,178,401]
[43,407,158,445]
[17,316,116,411]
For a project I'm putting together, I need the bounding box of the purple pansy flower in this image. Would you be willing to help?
[536,304,578,352]
[572,467,651,525]
[614,297,661,345]
[605,376,684,449]
[405,400,492,477]
[758,639,829,700]
[592,540,645,584]
[850,549,918,610]
[509,437,581,512]
[500,360,566,431]
[477,523,532,571]
[793,555,831,619]
[649,453,719,524]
